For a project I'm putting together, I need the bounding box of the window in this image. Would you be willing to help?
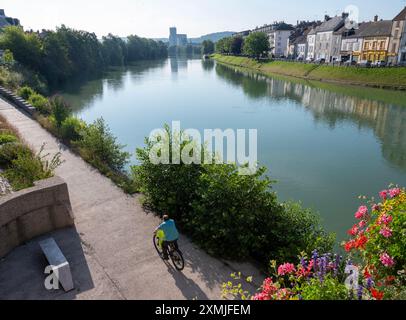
[381,41,386,50]
[372,41,377,49]
[364,42,369,50]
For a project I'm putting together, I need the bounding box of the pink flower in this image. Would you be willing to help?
[380,253,395,267]
[372,204,380,212]
[389,188,401,198]
[380,227,393,238]
[355,206,368,219]
[347,224,359,236]
[277,263,296,276]
[252,292,270,300]
[378,214,393,225]
[379,190,388,200]
[358,220,367,228]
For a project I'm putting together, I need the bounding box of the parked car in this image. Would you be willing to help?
[343,60,357,66]
[371,60,387,67]
[315,58,326,64]
[358,60,371,68]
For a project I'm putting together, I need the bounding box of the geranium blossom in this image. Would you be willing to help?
[347,224,359,236]
[379,190,388,200]
[371,288,384,300]
[372,204,380,212]
[379,227,392,238]
[380,253,395,267]
[355,206,368,219]
[278,263,296,276]
[389,188,401,198]
[377,214,393,225]
[358,220,367,228]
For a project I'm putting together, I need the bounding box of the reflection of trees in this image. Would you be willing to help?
[201,59,215,72]
[59,60,166,112]
[215,63,406,170]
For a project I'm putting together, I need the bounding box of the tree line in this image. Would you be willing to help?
[202,32,270,59]
[0,25,168,88]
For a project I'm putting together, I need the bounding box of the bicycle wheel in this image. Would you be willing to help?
[170,249,185,271]
[153,234,163,257]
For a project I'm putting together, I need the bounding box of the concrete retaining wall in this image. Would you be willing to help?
[0,86,36,115]
[0,176,74,258]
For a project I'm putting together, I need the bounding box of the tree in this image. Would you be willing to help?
[201,40,215,55]
[230,36,244,55]
[243,32,270,59]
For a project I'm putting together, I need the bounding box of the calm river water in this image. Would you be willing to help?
[59,57,406,242]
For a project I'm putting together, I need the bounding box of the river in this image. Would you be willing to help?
[59,56,406,242]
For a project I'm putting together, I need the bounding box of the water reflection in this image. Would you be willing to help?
[215,64,406,170]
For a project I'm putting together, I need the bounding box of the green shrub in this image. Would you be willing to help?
[0,142,32,167]
[132,124,334,263]
[50,96,71,127]
[17,86,35,100]
[76,118,130,172]
[0,134,18,145]
[60,116,85,142]
[28,93,50,115]
[299,275,349,300]
[2,144,63,191]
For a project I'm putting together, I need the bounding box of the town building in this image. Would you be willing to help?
[306,27,318,61]
[389,7,406,65]
[313,13,348,62]
[288,21,321,60]
[169,27,188,47]
[0,9,20,29]
[339,23,369,63]
[251,22,294,57]
[358,18,393,63]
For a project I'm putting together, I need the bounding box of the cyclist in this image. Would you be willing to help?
[154,215,179,260]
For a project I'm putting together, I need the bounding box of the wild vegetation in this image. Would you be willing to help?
[132,126,334,264]
[0,114,62,191]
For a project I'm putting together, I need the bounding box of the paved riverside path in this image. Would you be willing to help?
[0,97,262,300]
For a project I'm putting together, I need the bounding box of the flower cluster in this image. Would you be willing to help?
[343,186,405,300]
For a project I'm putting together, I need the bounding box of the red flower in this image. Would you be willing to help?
[347,224,359,236]
[364,268,372,279]
[371,288,384,300]
[354,235,368,250]
[344,240,355,252]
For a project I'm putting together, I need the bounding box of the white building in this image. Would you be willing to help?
[306,28,317,61]
[313,14,348,62]
[251,22,294,57]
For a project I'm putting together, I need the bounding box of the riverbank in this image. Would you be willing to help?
[212,54,406,90]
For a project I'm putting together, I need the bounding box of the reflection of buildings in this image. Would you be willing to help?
[169,57,188,73]
[215,64,406,169]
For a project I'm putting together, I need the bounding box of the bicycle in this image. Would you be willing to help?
[153,230,185,271]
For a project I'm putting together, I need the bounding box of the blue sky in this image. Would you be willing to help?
[2,0,406,38]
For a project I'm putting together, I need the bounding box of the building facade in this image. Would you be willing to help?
[306,28,317,60]
[251,22,294,57]
[358,19,392,63]
[169,27,188,47]
[389,7,406,64]
[313,14,347,62]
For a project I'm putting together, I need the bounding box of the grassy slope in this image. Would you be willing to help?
[212,54,406,89]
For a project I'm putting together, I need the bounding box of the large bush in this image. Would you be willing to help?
[28,93,50,115]
[132,125,334,263]
[76,118,130,172]
[60,116,85,142]
[49,95,71,127]
[17,86,35,100]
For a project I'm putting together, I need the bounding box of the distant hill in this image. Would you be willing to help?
[190,32,236,44]
[152,31,236,44]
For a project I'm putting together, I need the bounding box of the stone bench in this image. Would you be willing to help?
[39,237,74,292]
